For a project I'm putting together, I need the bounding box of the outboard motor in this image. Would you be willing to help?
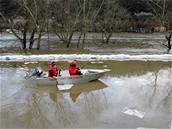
[35,67,43,77]
[25,68,43,79]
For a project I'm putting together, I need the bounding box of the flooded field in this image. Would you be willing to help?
[1,33,172,54]
[0,61,172,128]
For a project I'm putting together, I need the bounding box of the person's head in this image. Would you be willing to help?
[51,61,55,66]
[69,60,77,67]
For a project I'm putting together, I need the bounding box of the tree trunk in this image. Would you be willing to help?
[37,32,42,50]
[22,27,27,49]
[82,32,86,49]
[102,32,105,43]
[47,23,50,51]
[77,32,82,48]
[37,27,43,50]
[29,27,37,49]
[166,33,171,50]
[66,32,74,48]
[22,39,26,49]
[167,34,171,50]
[105,33,112,44]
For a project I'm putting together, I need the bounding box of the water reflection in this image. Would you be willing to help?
[0,61,172,128]
[69,81,107,103]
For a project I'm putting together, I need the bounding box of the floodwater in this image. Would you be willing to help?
[0,61,172,128]
[1,33,172,54]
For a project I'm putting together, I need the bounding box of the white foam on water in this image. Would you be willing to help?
[24,61,38,64]
[1,54,172,62]
[137,127,156,129]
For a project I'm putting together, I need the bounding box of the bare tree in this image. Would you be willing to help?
[50,0,82,48]
[51,0,107,48]
[148,0,172,50]
[20,0,49,50]
[0,11,30,49]
[97,0,130,44]
[0,0,47,50]
[76,0,106,48]
[148,0,167,26]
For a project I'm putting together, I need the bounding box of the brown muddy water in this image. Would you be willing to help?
[0,61,172,128]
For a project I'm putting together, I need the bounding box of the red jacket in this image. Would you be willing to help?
[48,64,58,77]
[68,66,77,75]
[53,67,58,77]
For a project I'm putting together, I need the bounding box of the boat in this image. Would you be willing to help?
[25,69,110,85]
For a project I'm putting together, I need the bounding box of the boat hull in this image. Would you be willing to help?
[26,69,110,85]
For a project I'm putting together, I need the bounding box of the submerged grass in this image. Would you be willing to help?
[1,61,172,76]
[0,47,90,55]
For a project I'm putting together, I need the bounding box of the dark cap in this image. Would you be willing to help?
[51,61,55,64]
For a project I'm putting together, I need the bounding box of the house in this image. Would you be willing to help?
[128,12,154,33]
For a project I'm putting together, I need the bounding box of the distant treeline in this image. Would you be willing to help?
[0,0,172,49]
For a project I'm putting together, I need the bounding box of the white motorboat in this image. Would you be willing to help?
[25,69,110,85]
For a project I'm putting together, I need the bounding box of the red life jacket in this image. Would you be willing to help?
[68,66,77,75]
[53,67,58,77]
[48,64,58,77]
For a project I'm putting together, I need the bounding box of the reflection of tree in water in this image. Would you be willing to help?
[42,81,109,127]
[149,67,172,111]
[159,67,172,111]
[51,83,109,126]
[54,100,76,127]
[62,81,109,122]
[68,81,107,103]
[82,90,108,123]
[161,88,172,111]
[49,92,60,102]
[27,91,76,128]
[0,87,51,128]
[149,70,159,106]
[26,93,50,128]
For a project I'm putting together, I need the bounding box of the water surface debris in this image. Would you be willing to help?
[122,107,145,119]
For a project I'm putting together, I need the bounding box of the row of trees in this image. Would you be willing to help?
[0,0,172,50]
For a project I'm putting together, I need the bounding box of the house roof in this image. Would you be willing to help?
[135,12,153,17]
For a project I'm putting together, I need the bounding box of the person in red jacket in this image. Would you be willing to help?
[68,60,82,75]
[48,62,59,78]
[53,64,58,77]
